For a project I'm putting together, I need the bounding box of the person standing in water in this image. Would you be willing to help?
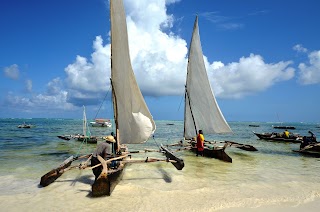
[196,130,205,156]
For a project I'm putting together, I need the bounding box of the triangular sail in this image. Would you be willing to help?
[82,106,91,137]
[110,0,156,144]
[184,16,232,139]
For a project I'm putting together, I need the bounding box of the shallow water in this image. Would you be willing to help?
[1,119,320,211]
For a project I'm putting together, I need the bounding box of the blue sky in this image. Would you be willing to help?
[1,0,320,122]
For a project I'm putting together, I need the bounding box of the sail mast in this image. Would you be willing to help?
[184,85,197,137]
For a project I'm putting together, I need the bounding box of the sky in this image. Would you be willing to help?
[1,0,320,123]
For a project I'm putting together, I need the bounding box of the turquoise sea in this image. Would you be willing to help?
[1,118,320,211]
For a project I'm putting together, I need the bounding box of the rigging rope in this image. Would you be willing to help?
[177,91,184,112]
[152,134,160,150]
[94,85,112,120]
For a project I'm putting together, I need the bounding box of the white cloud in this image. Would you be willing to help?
[207,54,295,98]
[5,90,75,112]
[62,0,296,101]
[47,78,62,95]
[64,36,111,94]
[25,79,32,92]
[1,0,299,117]
[3,64,19,80]
[293,44,308,53]
[298,50,320,85]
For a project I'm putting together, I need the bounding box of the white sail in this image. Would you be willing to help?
[82,106,91,137]
[83,106,87,136]
[184,16,232,139]
[110,0,156,144]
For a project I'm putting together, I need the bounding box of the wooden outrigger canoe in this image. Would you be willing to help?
[40,146,184,197]
[253,131,302,143]
[170,139,257,163]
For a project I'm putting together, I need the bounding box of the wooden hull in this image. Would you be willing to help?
[77,136,97,144]
[57,135,71,140]
[294,143,320,156]
[92,162,126,197]
[273,126,296,129]
[253,132,302,143]
[190,146,232,163]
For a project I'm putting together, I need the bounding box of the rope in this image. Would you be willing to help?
[177,91,184,112]
[75,137,88,157]
[152,134,161,150]
[94,85,111,120]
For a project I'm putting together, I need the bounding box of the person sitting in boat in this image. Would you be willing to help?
[91,135,116,181]
[308,131,317,142]
[300,136,311,149]
[196,130,205,156]
[283,129,290,138]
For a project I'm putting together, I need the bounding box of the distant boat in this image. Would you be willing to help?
[57,135,71,141]
[17,123,33,128]
[273,113,295,129]
[272,125,296,129]
[78,106,98,144]
[253,131,302,143]
[166,123,174,125]
[90,119,112,127]
[249,124,260,127]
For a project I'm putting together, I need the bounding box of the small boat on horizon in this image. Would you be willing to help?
[273,125,296,129]
[17,123,34,128]
[249,124,260,127]
[90,118,112,127]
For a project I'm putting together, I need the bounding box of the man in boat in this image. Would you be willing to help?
[300,136,311,149]
[308,131,317,142]
[283,129,290,138]
[91,135,116,181]
[196,130,204,156]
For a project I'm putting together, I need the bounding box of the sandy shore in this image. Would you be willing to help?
[1,162,320,212]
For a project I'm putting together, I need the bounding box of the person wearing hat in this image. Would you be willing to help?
[91,135,116,181]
